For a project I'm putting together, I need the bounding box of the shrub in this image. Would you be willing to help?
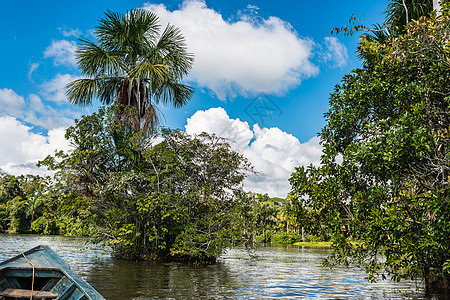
[272,232,302,244]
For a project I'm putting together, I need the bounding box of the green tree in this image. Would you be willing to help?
[20,175,49,230]
[6,196,29,233]
[384,0,433,30]
[66,9,194,130]
[40,106,254,262]
[247,193,283,243]
[0,174,24,204]
[289,5,450,293]
[331,0,434,41]
[284,193,331,242]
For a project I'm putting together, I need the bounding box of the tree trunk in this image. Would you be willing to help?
[423,267,450,293]
[301,227,306,242]
[433,0,442,17]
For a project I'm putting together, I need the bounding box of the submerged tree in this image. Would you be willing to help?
[40,106,254,262]
[289,2,450,293]
[66,9,194,130]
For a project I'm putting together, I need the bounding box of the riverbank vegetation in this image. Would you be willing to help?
[0,174,94,236]
[288,0,450,293]
[0,167,327,249]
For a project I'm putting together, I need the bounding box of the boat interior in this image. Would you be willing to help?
[0,268,87,300]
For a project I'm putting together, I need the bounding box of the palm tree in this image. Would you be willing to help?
[66,9,194,131]
[360,0,434,47]
[384,0,433,32]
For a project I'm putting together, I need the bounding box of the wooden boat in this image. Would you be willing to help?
[0,245,105,300]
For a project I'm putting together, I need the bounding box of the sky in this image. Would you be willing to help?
[0,0,387,197]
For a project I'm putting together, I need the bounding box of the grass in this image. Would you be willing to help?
[292,241,331,248]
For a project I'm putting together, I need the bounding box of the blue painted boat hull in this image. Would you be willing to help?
[0,245,105,300]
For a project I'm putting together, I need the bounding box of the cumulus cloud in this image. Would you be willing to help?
[40,73,81,103]
[44,40,77,67]
[185,107,322,197]
[185,107,253,152]
[0,88,77,130]
[23,94,76,129]
[0,88,26,117]
[0,116,71,176]
[320,37,348,68]
[144,0,318,100]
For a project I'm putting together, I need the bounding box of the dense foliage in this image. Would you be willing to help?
[0,169,308,248]
[243,193,307,244]
[289,4,450,292]
[39,106,254,262]
[0,174,94,236]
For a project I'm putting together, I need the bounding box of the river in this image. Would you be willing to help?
[0,234,436,299]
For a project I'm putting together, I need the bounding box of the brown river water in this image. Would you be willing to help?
[0,234,444,299]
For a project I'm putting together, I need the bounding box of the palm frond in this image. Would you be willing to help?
[96,9,160,59]
[66,77,123,106]
[383,0,433,32]
[98,78,122,105]
[132,63,170,81]
[129,9,160,45]
[141,103,159,131]
[153,79,194,108]
[153,24,194,79]
[65,79,99,107]
[362,23,390,43]
[77,38,127,77]
[96,10,126,52]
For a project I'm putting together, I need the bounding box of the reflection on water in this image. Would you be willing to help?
[0,234,434,299]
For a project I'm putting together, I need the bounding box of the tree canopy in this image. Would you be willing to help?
[289,3,450,293]
[40,106,254,262]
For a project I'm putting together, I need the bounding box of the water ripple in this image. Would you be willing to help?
[0,234,430,299]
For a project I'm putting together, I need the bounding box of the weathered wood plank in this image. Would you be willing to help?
[0,288,57,299]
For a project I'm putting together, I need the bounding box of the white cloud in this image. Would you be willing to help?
[186,107,253,152]
[23,94,76,129]
[185,107,322,197]
[27,63,39,81]
[58,27,82,38]
[0,88,26,117]
[246,5,259,11]
[0,116,71,176]
[0,88,77,130]
[144,1,318,100]
[44,40,77,67]
[40,73,81,103]
[321,37,348,68]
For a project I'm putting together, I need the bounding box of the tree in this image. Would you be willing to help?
[0,174,24,204]
[384,0,433,30]
[66,9,194,130]
[289,4,450,293]
[331,0,434,40]
[249,193,283,243]
[40,106,254,262]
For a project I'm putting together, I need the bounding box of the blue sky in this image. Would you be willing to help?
[0,0,387,196]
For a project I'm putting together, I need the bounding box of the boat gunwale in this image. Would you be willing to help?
[0,245,105,300]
